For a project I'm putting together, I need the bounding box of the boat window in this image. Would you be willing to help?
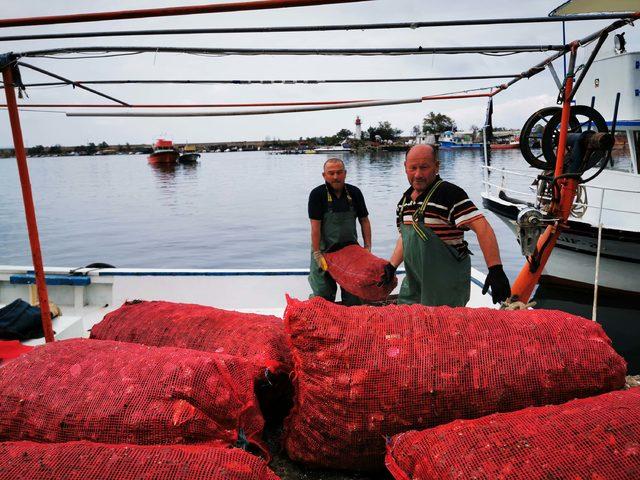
[606,133,636,173]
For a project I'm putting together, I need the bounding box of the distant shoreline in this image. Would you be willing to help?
[0,138,418,158]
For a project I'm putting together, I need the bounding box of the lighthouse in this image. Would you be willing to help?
[354,116,362,140]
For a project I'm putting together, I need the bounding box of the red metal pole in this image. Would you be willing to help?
[510,44,578,303]
[0,0,370,28]
[2,64,54,342]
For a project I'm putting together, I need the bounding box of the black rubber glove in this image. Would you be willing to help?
[377,263,397,287]
[482,264,511,304]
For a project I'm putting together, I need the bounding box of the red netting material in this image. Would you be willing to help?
[386,387,640,480]
[0,441,281,480]
[0,338,266,452]
[90,300,291,375]
[324,245,397,301]
[283,296,627,471]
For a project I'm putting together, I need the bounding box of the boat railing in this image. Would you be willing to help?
[481,165,640,216]
[481,165,639,320]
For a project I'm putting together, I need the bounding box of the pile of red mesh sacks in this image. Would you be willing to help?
[283,296,627,471]
[90,300,291,375]
[386,387,640,479]
[0,338,266,454]
[323,245,397,301]
[0,441,281,480]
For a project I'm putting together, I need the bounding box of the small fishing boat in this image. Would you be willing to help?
[489,132,520,150]
[489,141,519,150]
[438,130,483,148]
[178,144,201,163]
[148,138,179,164]
[314,141,352,153]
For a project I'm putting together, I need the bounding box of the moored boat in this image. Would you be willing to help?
[148,138,179,164]
[313,141,352,153]
[489,141,519,150]
[438,130,483,148]
[178,144,201,163]
[313,146,351,153]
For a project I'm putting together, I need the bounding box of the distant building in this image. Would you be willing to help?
[414,133,437,145]
[354,116,362,140]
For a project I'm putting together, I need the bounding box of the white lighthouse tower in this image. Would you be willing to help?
[354,116,362,140]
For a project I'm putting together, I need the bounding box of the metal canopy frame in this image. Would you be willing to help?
[0,13,635,42]
[0,15,633,116]
[1,3,639,340]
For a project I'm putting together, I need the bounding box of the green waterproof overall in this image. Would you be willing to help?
[398,180,471,307]
[308,186,362,306]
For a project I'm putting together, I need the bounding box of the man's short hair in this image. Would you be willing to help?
[323,158,345,170]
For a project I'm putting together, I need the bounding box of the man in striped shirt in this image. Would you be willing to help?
[379,144,510,306]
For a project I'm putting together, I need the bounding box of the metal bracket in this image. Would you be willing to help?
[547,62,563,91]
[0,52,26,96]
[0,52,16,70]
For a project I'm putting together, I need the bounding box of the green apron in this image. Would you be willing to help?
[308,185,361,305]
[398,180,471,307]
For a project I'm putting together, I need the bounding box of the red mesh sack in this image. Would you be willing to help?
[0,441,281,480]
[283,296,626,471]
[90,300,291,375]
[386,387,640,479]
[0,338,266,453]
[324,245,397,301]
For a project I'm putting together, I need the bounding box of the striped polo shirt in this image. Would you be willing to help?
[396,176,484,254]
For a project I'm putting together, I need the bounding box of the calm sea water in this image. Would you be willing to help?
[0,149,521,271]
[1,150,638,371]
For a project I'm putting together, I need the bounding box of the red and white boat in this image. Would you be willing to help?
[489,141,519,150]
[147,139,179,164]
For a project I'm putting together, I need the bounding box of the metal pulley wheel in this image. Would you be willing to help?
[541,105,609,173]
[519,107,580,169]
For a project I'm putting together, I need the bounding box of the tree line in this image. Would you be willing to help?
[25,142,145,156]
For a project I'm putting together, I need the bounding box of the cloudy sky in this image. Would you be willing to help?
[0,0,637,146]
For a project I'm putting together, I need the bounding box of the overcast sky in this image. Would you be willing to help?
[0,0,637,146]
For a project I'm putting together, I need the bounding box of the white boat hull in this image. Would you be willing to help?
[483,204,640,294]
[540,247,640,294]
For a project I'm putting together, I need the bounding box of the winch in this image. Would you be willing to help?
[515,104,615,257]
[515,208,546,257]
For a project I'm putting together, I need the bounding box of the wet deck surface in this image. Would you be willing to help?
[263,425,392,480]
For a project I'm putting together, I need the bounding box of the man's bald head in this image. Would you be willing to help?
[404,144,440,194]
[323,157,345,172]
[406,144,438,165]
